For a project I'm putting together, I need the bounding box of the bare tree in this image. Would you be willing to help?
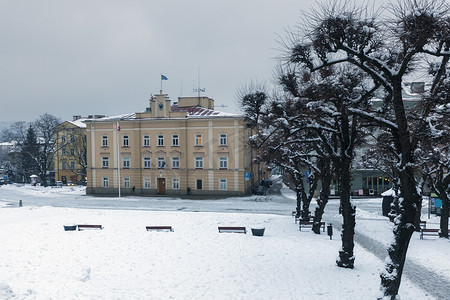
[283,0,449,297]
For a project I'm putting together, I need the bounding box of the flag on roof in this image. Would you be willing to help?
[161,74,168,80]
[116,122,120,131]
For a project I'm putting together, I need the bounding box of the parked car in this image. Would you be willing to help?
[56,181,63,187]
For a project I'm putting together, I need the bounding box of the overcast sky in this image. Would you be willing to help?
[0,0,388,123]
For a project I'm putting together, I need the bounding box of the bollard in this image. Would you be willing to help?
[327,223,333,240]
[19,200,22,207]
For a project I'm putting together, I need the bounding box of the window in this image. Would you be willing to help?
[172,178,180,189]
[195,157,203,169]
[172,134,179,146]
[70,162,75,169]
[195,134,202,146]
[144,177,151,189]
[157,135,164,146]
[219,157,228,169]
[102,157,109,168]
[61,148,66,156]
[123,177,130,188]
[123,135,129,147]
[157,157,166,169]
[61,135,66,143]
[62,161,67,170]
[102,136,108,147]
[219,179,227,191]
[103,177,109,188]
[70,148,75,156]
[143,157,152,169]
[70,135,75,142]
[196,179,203,190]
[123,157,130,169]
[172,157,180,169]
[219,133,227,146]
[143,135,150,147]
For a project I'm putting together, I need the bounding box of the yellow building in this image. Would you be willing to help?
[55,116,104,184]
[84,91,255,196]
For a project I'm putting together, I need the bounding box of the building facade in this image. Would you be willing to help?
[85,92,254,196]
[54,115,104,184]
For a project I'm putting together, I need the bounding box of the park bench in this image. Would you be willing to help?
[299,221,325,232]
[146,226,174,232]
[295,215,313,224]
[420,228,450,239]
[77,224,103,231]
[218,226,247,234]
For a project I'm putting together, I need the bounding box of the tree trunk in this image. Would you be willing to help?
[380,170,421,298]
[439,192,449,239]
[336,159,355,269]
[313,173,332,234]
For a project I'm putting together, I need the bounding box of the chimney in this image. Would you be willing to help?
[73,115,81,121]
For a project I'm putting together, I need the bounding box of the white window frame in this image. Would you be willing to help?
[195,134,203,146]
[157,157,166,169]
[102,157,109,168]
[143,135,150,147]
[143,157,151,169]
[172,157,180,169]
[123,157,130,169]
[219,157,228,170]
[70,148,75,156]
[195,157,203,169]
[61,148,66,156]
[61,135,66,143]
[157,134,164,146]
[172,134,179,146]
[219,133,227,146]
[123,177,130,188]
[61,161,67,170]
[70,161,75,170]
[172,178,180,189]
[122,135,129,147]
[219,178,227,191]
[103,177,109,188]
[102,136,108,147]
[144,177,151,189]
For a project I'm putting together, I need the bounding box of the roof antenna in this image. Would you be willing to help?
[193,66,205,106]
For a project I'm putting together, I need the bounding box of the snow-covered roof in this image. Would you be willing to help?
[68,119,87,128]
[170,105,237,117]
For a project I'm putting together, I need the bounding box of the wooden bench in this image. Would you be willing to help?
[77,224,103,231]
[146,226,174,232]
[295,215,313,224]
[299,221,325,232]
[218,226,247,234]
[420,228,450,239]
[292,211,297,217]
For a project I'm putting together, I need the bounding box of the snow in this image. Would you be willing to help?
[0,185,441,299]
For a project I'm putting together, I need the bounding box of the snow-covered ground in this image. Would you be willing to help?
[0,184,443,299]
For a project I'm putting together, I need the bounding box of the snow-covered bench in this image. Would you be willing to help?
[299,221,325,232]
[146,226,174,232]
[420,228,449,239]
[218,226,247,234]
[77,224,103,231]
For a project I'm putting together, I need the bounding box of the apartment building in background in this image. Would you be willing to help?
[84,91,255,196]
[54,115,104,184]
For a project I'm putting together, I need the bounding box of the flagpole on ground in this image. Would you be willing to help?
[116,121,121,198]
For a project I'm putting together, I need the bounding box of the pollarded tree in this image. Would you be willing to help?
[275,64,374,268]
[285,0,449,297]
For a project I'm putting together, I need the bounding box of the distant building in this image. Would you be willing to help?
[54,115,105,184]
[84,91,255,196]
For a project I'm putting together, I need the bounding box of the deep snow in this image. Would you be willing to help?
[0,183,444,299]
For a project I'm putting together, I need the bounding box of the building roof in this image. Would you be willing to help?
[170,104,237,117]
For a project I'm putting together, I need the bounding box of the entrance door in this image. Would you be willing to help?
[157,178,166,194]
[196,179,202,190]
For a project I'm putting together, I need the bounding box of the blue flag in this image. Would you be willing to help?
[161,74,168,80]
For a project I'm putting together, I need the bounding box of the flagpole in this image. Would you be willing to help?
[161,74,163,91]
[117,121,121,198]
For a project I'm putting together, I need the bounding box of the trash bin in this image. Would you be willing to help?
[251,228,265,236]
[64,225,77,231]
